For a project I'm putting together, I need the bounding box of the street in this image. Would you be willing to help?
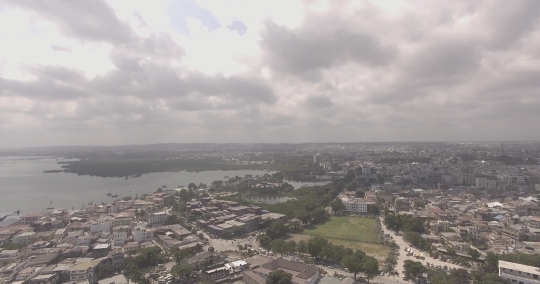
[378,216,465,278]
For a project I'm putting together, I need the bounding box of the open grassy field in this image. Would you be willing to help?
[301,216,379,243]
[287,234,390,262]
[285,216,389,261]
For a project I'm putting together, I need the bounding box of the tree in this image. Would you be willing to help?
[304,202,319,212]
[367,204,380,215]
[266,269,292,284]
[480,274,511,284]
[307,237,328,259]
[258,234,272,248]
[483,253,499,273]
[342,253,364,279]
[270,239,287,256]
[403,260,425,280]
[468,248,481,259]
[164,214,179,225]
[266,221,288,239]
[97,263,115,280]
[330,199,346,213]
[310,207,327,223]
[188,183,197,191]
[297,211,311,225]
[286,240,297,254]
[470,270,487,284]
[297,240,307,254]
[171,264,194,283]
[362,256,379,283]
[355,190,365,198]
[450,268,470,284]
[179,188,188,201]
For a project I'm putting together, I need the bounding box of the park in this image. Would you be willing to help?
[289,216,390,261]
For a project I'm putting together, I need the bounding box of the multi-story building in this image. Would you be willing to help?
[133,223,153,243]
[430,220,450,235]
[19,213,43,225]
[147,212,167,225]
[341,197,368,214]
[499,260,540,284]
[476,176,497,189]
[69,258,106,283]
[12,232,36,245]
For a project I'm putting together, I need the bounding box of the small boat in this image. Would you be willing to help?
[162,185,167,188]
[47,207,54,210]
[111,193,118,198]
[107,190,112,196]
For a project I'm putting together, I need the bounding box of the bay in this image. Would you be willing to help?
[0,156,274,214]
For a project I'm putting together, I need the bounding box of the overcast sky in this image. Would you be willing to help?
[1,0,540,147]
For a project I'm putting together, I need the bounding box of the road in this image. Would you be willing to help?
[378,216,465,279]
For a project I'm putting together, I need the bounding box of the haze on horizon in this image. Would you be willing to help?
[1,0,540,148]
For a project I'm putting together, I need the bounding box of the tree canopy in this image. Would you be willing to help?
[266,269,292,284]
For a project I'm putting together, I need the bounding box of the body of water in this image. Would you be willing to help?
[285,180,331,189]
[0,156,274,214]
[247,195,293,204]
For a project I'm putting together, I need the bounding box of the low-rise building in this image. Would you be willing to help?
[499,260,540,284]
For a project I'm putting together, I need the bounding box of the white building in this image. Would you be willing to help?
[147,212,167,225]
[90,216,112,233]
[313,153,322,164]
[133,223,153,243]
[112,232,128,248]
[340,195,368,213]
[499,260,540,284]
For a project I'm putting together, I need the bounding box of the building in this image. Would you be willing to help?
[69,258,106,283]
[112,231,128,248]
[313,153,322,164]
[19,213,43,225]
[499,260,540,284]
[394,197,410,212]
[13,231,36,245]
[147,212,167,225]
[243,258,320,284]
[476,176,497,189]
[133,223,153,243]
[340,195,368,214]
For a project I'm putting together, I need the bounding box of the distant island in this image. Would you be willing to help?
[43,170,63,173]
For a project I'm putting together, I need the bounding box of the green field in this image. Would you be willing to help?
[301,216,379,243]
[287,216,388,261]
[288,234,389,262]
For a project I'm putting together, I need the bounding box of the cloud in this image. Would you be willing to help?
[2,0,540,147]
[259,16,399,75]
[4,0,135,43]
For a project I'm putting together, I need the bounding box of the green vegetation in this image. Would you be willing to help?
[61,158,320,177]
[267,269,292,284]
[301,216,378,243]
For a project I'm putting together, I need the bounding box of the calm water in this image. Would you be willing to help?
[247,195,293,204]
[0,156,274,214]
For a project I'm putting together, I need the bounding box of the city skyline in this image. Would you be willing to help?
[1,0,540,147]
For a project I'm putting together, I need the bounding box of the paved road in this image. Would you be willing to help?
[378,216,465,279]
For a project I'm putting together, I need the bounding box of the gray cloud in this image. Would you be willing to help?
[4,0,134,43]
[3,0,540,147]
[259,12,399,75]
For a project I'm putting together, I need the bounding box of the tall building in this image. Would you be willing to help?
[313,153,322,164]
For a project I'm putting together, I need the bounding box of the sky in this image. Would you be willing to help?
[1,0,540,147]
